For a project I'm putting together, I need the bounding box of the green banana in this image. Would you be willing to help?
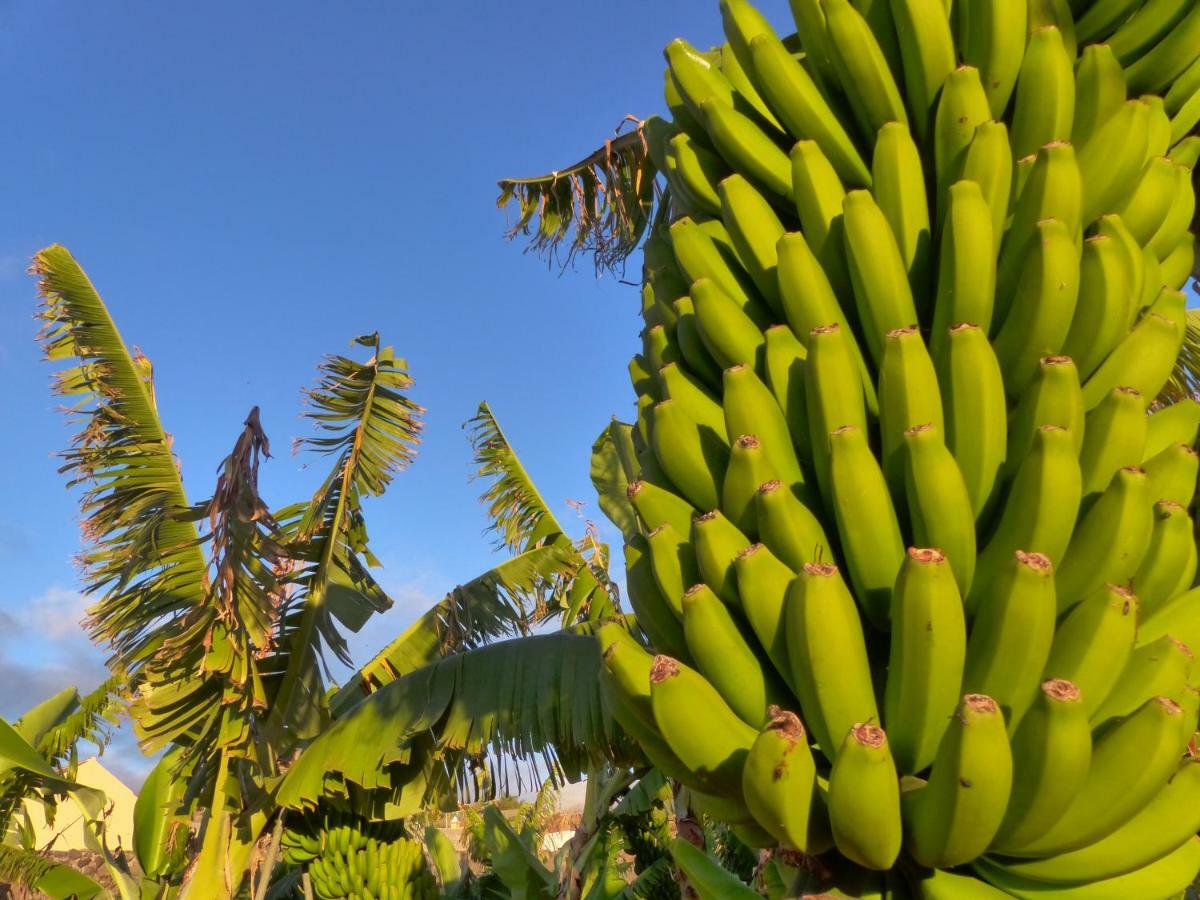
[1143,93,1173,159]
[1005,357,1084,486]
[628,478,697,538]
[756,479,832,571]
[776,231,851,343]
[968,425,1081,614]
[650,655,758,797]
[992,758,1200,885]
[693,508,751,605]
[823,0,909,141]
[828,724,903,870]
[733,542,801,685]
[1119,156,1181,246]
[842,189,921,365]
[651,399,728,512]
[903,424,978,595]
[903,694,1014,868]
[629,353,656,400]
[647,521,698,619]
[681,582,786,727]
[665,38,737,124]
[741,707,821,851]
[745,31,872,187]
[1074,0,1144,45]
[1025,0,1077,58]
[874,121,933,308]
[1147,163,1196,259]
[763,324,812,469]
[691,277,767,374]
[723,364,808,494]
[879,326,944,496]
[1056,465,1153,613]
[934,322,1008,521]
[963,550,1058,731]
[934,66,994,212]
[1005,696,1187,857]
[931,179,997,352]
[1077,386,1147,499]
[988,679,1091,854]
[719,174,785,317]
[1090,634,1193,727]
[806,322,870,501]
[698,97,795,203]
[1043,583,1138,718]
[786,0,838,92]
[1142,440,1200,506]
[659,361,728,443]
[991,217,1081,398]
[673,295,725,390]
[1010,26,1075,162]
[723,434,772,536]
[670,216,764,324]
[1124,3,1200,95]
[642,323,678,374]
[828,424,907,627]
[997,143,1082,323]
[719,41,786,139]
[597,622,659,728]
[1166,55,1200,117]
[890,0,956,138]
[1133,501,1198,619]
[669,132,729,219]
[1071,43,1127,151]
[1160,232,1196,290]
[1060,235,1138,381]
[1168,133,1200,165]
[885,547,968,774]
[626,534,692,660]
[1077,99,1152,224]
[1144,398,1200,459]
[790,140,856,306]
[957,120,1014,248]
[957,0,1027,117]
[1081,287,1186,409]
[786,561,880,761]
[914,867,1012,898]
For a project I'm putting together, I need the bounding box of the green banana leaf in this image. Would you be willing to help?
[670,839,758,900]
[133,748,188,879]
[279,632,616,810]
[0,718,62,782]
[267,332,422,742]
[590,420,640,543]
[467,401,569,553]
[330,542,581,713]
[34,245,207,670]
[12,688,80,747]
[480,804,556,900]
[424,824,467,897]
[0,845,105,900]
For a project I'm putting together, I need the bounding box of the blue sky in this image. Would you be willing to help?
[0,0,760,783]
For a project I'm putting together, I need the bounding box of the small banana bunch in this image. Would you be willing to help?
[601,0,1200,895]
[281,810,436,900]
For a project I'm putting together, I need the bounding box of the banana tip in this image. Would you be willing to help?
[963,694,999,715]
[1041,679,1080,702]
[650,655,680,684]
[766,706,804,741]
[908,547,945,564]
[852,723,886,747]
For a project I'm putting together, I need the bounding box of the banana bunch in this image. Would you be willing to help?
[602,0,1200,894]
[282,810,437,900]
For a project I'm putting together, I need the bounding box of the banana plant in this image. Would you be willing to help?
[32,244,668,897]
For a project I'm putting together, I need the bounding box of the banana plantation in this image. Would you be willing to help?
[4,0,1200,897]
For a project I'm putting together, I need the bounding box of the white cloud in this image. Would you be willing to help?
[21,585,92,640]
